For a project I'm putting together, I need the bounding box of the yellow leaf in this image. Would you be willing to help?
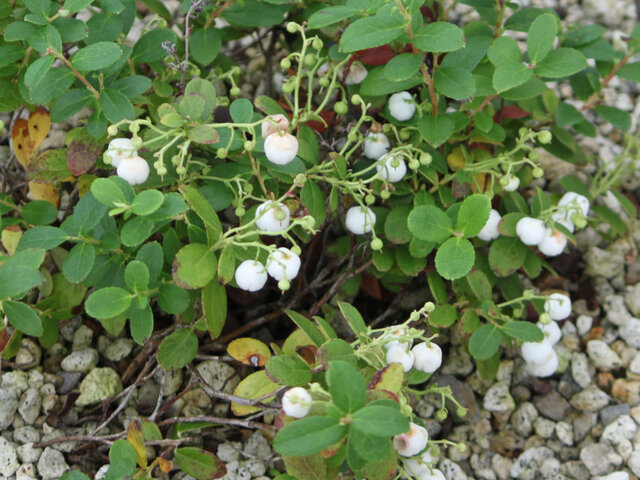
[157,457,173,473]
[446,146,466,170]
[12,119,35,167]
[368,363,404,394]
[127,420,147,469]
[227,338,271,367]
[27,106,51,149]
[1,225,22,256]
[27,182,59,207]
[231,370,279,416]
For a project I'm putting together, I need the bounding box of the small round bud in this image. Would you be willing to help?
[436,409,447,421]
[129,123,140,134]
[399,129,411,140]
[529,150,539,160]
[312,38,323,50]
[107,125,118,137]
[217,148,227,159]
[318,77,330,87]
[351,94,363,105]
[499,176,509,186]
[380,189,391,200]
[176,165,187,175]
[230,86,241,97]
[171,155,180,166]
[282,81,294,94]
[232,66,242,76]
[370,238,383,251]
[457,407,467,418]
[457,442,467,453]
[244,140,255,152]
[157,166,167,176]
[280,58,291,70]
[278,279,291,291]
[294,174,306,185]
[420,152,432,166]
[303,53,316,67]
[291,245,302,256]
[519,127,528,137]
[334,102,348,115]
[131,136,143,148]
[286,22,298,33]
[538,130,552,144]
[235,206,246,217]
[365,194,375,205]
[408,159,420,170]
[532,167,544,178]
[424,302,435,313]
[573,214,587,229]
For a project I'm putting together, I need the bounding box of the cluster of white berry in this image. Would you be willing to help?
[262,114,299,165]
[104,138,150,186]
[404,448,445,480]
[515,192,590,257]
[521,292,571,377]
[383,327,443,375]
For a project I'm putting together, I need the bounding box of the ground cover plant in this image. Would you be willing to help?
[0,0,639,479]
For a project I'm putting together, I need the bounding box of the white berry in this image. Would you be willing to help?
[261,114,290,139]
[382,327,411,351]
[376,154,407,183]
[418,469,446,480]
[536,320,562,345]
[405,449,435,479]
[521,340,555,366]
[345,206,376,235]
[104,138,137,167]
[558,191,590,218]
[393,422,428,457]
[266,247,301,281]
[551,212,575,233]
[412,342,442,374]
[537,227,567,257]
[282,387,312,418]
[544,292,572,321]
[116,155,149,185]
[255,201,290,232]
[234,260,267,292]
[516,217,545,246]
[264,132,299,165]
[363,132,390,160]
[477,209,501,241]
[388,91,416,122]
[503,175,520,192]
[386,345,415,372]
[527,350,558,377]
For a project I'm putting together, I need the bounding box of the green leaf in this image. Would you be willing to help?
[85,287,131,319]
[360,66,422,97]
[229,98,254,124]
[384,205,412,244]
[456,194,491,237]
[326,360,366,413]
[428,304,457,327]
[351,405,408,436]
[489,236,527,277]
[4,300,42,336]
[300,181,327,228]
[187,125,220,145]
[502,321,544,342]
[91,178,126,207]
[51,88,95,123]
[592,204,628,235]
[174,447,226,480]
[21,201,57,226]
[414,22,465,53]
[132,190,164,216]
[124,260,149,293]
[202,280,226,339]
[534,48,587,78]
[282,454,326,480]
[158,283,190,314]
[617,62,640,82]
[434,66,476,100]
[222,1,289,27]
[71,42,122,71]
[0,264,43,300]
[157,329,198,369]
[181,185,222,244]
[339,15,404,53]
[469,324,501,360]
[273,416,348,457]
[594,105,631,131]
[556,102,584,127]
[493,63,533,93]
[108,439,137,478]
[138,0,170,20]
[60,472,91,480]
[19,226,68,250]
[337,302,367,339]
[266,355,312,387]
[63,242,96,283]
[132,28,177,63]
[527,13,557,63]
[173,244,217,290]
[24,55,54,89]
[101,88,134,123]
[129,306,153,345]
[120,217,154,247]
[63,0,94,13]
[190,28,222,66]
[488,36,522,65]
[383,53,423,82]
[308,5,358,28]
[504,7,550,31]
[285,309,325,347]
[435,237,475,280]
[407,205,452,243]
[466,269,492,300]
[111,75,152,97]
[417,114,454,148]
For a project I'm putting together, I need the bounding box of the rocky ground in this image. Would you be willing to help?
[2,1,640,479]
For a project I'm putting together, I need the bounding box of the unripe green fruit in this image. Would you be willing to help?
[176,165,187,175]
[370,238,383,251]
[529,150,539,160]
[286,22,298,33]
[457,407,467,418]
[107,125,118,136]
[157,166,168,176]
[294,174,306,185]
[499,176,509,186]
[351,94,363,105]
[280,58,291,70]
[230,86,241,97]
[334,102,348,115]
[539,312,552,325]
[278,279,291,290]
[244,140,255,152]
[291,245,302,255]
[365,194,375,205]
[318,77,330,87]
[399,129,411,140]
[131,136,142,148]
[312,38,323,50]
[303,54,316,67]
[436,409,447,421]
[232,66,242,76]
[408,159,420,170]
[129,123,140,134]
[235,206,246,217]
[532,167,544,178]
[282,82,294,94]
[171,155,180,166]
[538,130,552,144]
[217,148,228,159]
[420,152,432,166]
[380,189,390,199]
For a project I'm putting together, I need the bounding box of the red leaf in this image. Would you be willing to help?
[356,45,394,66]
[494,105,530,123]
